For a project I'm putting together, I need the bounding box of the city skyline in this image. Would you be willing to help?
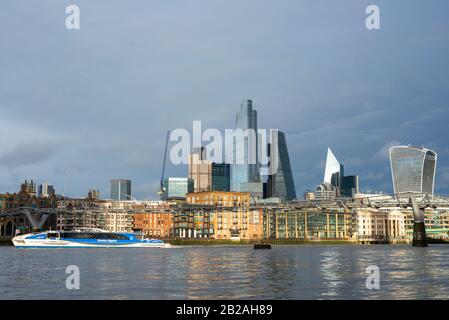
[1,1,449,199]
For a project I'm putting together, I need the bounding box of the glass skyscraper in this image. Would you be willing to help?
[162,177,194,200]
[340,175,359,197]
[324,148,344,184]
[110,179,132,201]
[211,163,231,191]
[231,99,263,198]
[266,131,296,201]
[389,146,437,195]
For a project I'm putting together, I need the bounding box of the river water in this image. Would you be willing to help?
[1,245,448,300]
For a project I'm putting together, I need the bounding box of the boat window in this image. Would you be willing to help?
[96,233,129,240]
[47,233,59,238]
[61,232,129,240]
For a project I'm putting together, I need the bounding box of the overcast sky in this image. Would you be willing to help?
[1,1,448,199]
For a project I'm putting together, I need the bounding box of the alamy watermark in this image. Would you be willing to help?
[65,265,80,290]
[365,265,380,290]
[65,5,80,30]
[169,121,280,176]
[366,5,380,30]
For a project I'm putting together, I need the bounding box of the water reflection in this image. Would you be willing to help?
[1,245,449,299]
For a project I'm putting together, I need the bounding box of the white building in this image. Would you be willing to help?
[354,209,405,242]
[324,148,342,184]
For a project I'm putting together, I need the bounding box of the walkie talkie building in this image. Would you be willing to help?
[389,146,437,195]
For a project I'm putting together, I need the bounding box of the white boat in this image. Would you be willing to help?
[12,228,171,248]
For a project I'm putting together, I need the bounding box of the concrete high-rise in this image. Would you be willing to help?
[389,146,437,195]
[110,179,132,201]
[188,147,212,192]
[231,99,263,198]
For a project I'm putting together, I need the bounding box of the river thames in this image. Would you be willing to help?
[1,245,449,300]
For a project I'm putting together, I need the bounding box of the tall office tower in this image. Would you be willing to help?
[188,147,212,192]
[340,175,359,197]
[389,146,437,195]
[211,163,231,191]
[324,148,344,184]
[266,131,296,201]
[231,99,263,198]
[162,177,194,200]
[110,179,132,201]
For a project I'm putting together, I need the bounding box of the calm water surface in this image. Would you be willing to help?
[1,245,449,299]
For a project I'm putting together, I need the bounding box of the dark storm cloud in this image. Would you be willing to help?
[0,0,448,198]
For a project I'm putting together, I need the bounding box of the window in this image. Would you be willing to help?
[47,233,59,239]
[61,232,129,240]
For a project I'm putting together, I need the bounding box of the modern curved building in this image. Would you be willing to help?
[389,146,437,195]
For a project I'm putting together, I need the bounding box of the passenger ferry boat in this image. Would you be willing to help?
[12,228,169,248]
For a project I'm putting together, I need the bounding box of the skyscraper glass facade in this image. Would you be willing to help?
[110,179,132,201]
[231,99,263,198]
[267,131,296,201]
[390,146,437,195]
[211,163,231,192]
[162,177,194,200]
[324,148,343,183]
[340,175,359,197]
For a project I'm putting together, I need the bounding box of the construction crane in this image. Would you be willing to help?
[157,130,170,199]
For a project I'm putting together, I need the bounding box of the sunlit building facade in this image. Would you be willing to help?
[353,209,405,242]
[188,147,212,192]
[133,204,173,238]
[185,191,263,240]
[263,208,350,239]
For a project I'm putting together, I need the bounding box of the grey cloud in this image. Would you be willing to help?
[0,140,64,168]
[1,1,449,198]
[436,166,449,191]
[373,141,401,161]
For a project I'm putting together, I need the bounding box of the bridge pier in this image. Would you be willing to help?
[410,193,428,247]
[412,222,428,247]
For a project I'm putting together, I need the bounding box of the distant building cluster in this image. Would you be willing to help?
[161,99,296,203]
[0,100,444,244]
[311,148,360,200]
